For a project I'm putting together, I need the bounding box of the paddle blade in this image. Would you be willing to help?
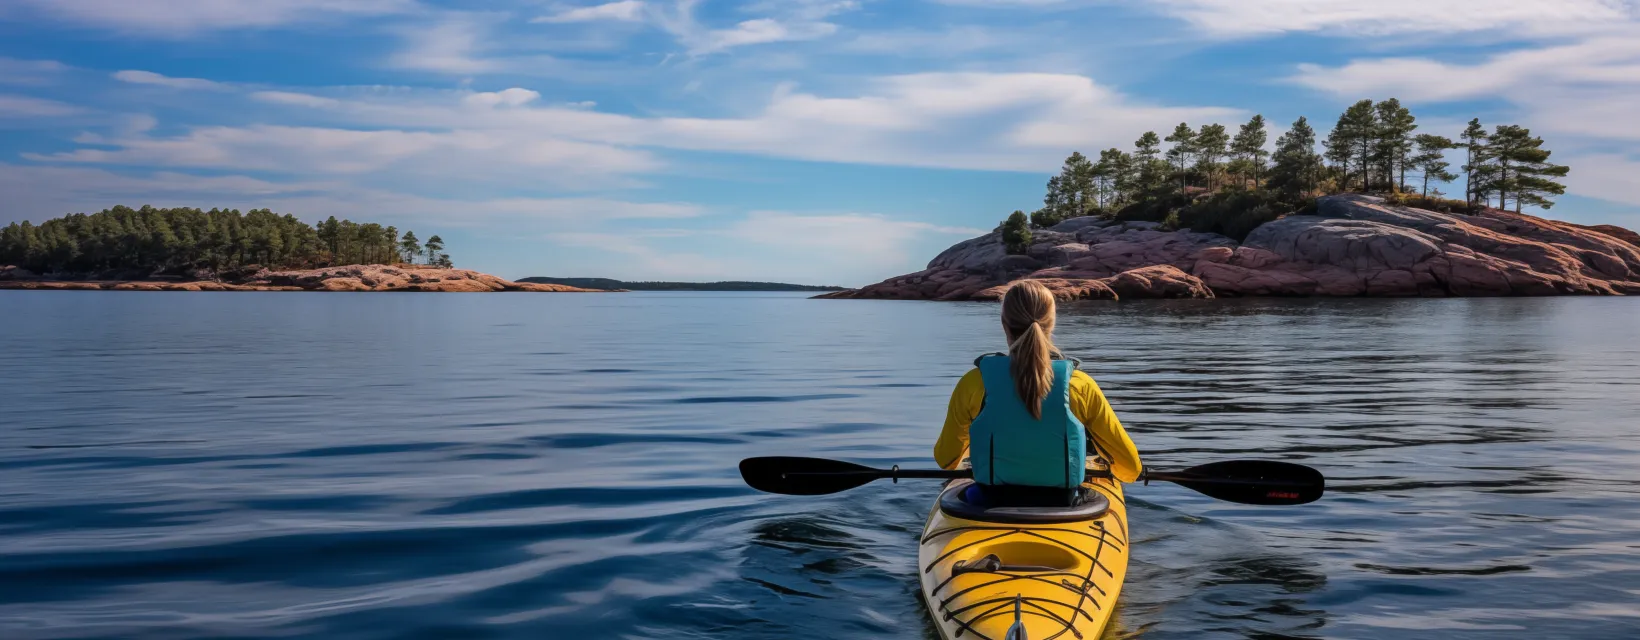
[739,456,883,496]
[1150,460,1325,506]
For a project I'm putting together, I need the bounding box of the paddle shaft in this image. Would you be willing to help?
[784,467,1115,482]
[742,456,1324,504]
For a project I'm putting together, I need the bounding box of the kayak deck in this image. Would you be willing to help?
[918,478,1129,640]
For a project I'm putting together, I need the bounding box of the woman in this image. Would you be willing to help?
[933,280,1142,506]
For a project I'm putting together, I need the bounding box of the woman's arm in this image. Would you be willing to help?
[934,369,985,470]
[1071,370,1143,483]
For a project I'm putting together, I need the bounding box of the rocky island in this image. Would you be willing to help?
[819,195,1640,301]
[821,98,1640,301]
[0,205,604,293]
[0,263,605,292]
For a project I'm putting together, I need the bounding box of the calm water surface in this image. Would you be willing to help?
[2,292,1639,639]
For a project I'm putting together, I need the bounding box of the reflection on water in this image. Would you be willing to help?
[2,292,1639,639]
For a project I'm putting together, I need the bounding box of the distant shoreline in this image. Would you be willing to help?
[0,264,610,293]
[518,277,845,292]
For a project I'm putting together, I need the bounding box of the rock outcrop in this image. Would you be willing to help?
[820,194,1640,300]
[0,264,609,293]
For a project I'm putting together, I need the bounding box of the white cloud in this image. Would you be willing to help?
[23,124,660,187]
[1140,0,1640,37]
[462,88,542,108]
[654,0,856,55]
[112,70,227,91]
[0,94,85,118]
[263,193,703,226]
[389,19,499,74]
[1289,37,1640,102]
[931,0,1078,5]
[691,18,838,54]
[1563,154,1640,207]
[0,163,701,228]
[1287,30,1640,211]
[251,91,343,108]
[0,58,70,86]
[4,0,412,34]
[0,164,326,223]
[533,1,646,24]
[258,73,1238,172]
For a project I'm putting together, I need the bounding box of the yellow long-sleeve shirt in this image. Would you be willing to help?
[934,367,1143,483]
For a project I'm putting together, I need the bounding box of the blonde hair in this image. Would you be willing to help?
[1001,280,1058,419]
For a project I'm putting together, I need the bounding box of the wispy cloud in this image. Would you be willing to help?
[25,123,661,188]
[0,58,71,86]
[1290,36,1640,102]
[0,94,86,118]
[3,0,413,34]
[389,18,501,74]
[112,70,228,91]
[653,0,858,55]
[0,163,701,228]
[252,72,1238,172]
[1138,0,1639,37]
[533,1,647,24]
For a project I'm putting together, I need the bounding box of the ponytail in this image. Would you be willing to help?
[1000,281,1058,419]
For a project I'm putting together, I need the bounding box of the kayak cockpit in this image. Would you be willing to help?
[938,480,1111,524]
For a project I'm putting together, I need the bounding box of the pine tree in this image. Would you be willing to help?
[1194,123,1230,190]
[1001,211,1032,255]
[1094,148,1134,212]
[1459,119,1491,208]
[1164,123,1198,191]
[1132,131,1167,196]
[398,230,421,264]
[1230,114,1269,188]
[1040,152,1098,224]
[1325,100,1377,192]
[1488,125,1570,212]
[1373,99,1417,191]
[1411,134,1457,198]
[1269,116,1322,201]
[423,235,445,265]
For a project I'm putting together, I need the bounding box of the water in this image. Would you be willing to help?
[2,291,1639,640]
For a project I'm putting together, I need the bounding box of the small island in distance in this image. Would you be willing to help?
[0,206,604,292]
[517,277,845,292]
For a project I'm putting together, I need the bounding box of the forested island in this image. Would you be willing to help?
[0,206,604,293]
[824,97,1640,301]
[999,98,1568,249]
[518,277,845,292]
[0,206,452,278]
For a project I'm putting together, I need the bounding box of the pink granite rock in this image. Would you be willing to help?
[820,194,1640,300]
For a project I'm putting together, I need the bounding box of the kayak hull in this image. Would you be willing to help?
[918,477,1129,640]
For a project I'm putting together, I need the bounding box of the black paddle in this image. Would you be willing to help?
[738,456,1324,506]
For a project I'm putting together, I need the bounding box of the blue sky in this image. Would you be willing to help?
[2,0,1639,285]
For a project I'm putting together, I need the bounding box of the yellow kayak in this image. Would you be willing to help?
[918,474,1128,640]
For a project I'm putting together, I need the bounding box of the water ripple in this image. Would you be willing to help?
[1,292,1638,639]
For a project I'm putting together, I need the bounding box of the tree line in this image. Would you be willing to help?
[1001,98,1570,252]
[0,205,453,276]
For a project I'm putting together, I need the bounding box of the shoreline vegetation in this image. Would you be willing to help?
[0,206,606,293]
[517,277,845,292]
[821,97,1640,301]
[1,206,456,280]
[1007,97,1568,247]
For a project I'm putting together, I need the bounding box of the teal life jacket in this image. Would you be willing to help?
[969,353,1087,489]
